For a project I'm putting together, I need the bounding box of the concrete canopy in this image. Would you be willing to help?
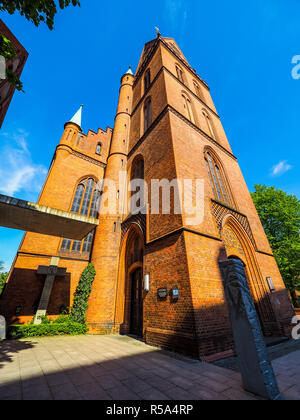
[0,194,99,240]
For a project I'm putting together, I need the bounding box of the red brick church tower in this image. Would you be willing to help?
[0,34,294,360]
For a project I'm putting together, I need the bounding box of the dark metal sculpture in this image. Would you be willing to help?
[220,258,282,400]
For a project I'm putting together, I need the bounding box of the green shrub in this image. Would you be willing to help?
[8,322,87,340]
[70,263,96,324]
[53,315,70,324]
[38,315,51,325]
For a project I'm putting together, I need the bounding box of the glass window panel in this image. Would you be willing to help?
[72,240,81,252]
[216,166,229,204]
[71,183,85,213]
[96,143,101,154]
[80,178,94,216]
[82,231,93,253]
[205,159,216,199]
[61,239,72,251]
[207,153,222,200]
[89,187,100,218]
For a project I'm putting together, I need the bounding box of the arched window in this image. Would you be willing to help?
[202,110,216,140]
[182,93,195,124]
[96,143,102,155]
[144,69,151,92]
[61,178,100,254]
[144,97,152,132]
[193,81,202,100]
[130,157,145,214]
[176,64,186,85]
[204,150,230,205]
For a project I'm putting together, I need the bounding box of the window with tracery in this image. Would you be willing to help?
[61,178,100,254]
[204,151,230,205]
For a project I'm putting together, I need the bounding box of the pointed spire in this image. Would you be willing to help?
[67,105,83,129]
[126,66,134,76]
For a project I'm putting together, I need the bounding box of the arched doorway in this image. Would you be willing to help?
[222,216,278,336]
[115,225,145,337]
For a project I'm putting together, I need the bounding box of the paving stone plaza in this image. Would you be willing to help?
[1,335,300,400]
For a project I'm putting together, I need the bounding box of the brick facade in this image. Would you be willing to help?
[0,35,295,361]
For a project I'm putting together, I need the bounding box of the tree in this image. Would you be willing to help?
[0,34,23,91]
[251,185,300,306]
[70,264,96,324]
[0,0,81,90]
[0,0,81,30]
[0,261,8,297]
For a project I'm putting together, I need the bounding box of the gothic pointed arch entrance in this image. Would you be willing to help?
[115,224,145,337]
[221,215,279,336]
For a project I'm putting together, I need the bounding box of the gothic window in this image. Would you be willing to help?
[182,93,195,124]
[204,150,230,205]
[96,143,102,155]
[80,178,94,216]
[202,110,216,140]
[144,97,152,132]
[82,232,93,253]
[60,178,100,254]
[71,181,85,213]
[193,81,202,100]
[130,157,145,213]
[144,69,151,92]
[176,64,186,85]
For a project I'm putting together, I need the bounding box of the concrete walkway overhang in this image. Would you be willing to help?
[0,194,99,240]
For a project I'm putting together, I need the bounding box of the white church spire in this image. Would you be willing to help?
[125,66,134,76]
[68,105,83,128]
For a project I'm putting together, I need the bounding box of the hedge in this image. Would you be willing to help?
[8,322,87,339]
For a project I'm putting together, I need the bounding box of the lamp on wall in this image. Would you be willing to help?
[267,277,276,292]
[144,273,150,292]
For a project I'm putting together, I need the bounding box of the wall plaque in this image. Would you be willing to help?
[157,288,168,299]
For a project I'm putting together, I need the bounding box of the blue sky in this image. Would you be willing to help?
[0,0,299,271]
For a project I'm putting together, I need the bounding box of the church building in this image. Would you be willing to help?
[0,34,295,361]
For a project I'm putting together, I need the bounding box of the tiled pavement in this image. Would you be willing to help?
[0,335,299,400]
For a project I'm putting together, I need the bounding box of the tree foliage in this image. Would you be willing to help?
[0,0,81,30]
[0,0,81,90]
[70,264,96,324]
[0,34,23,91]
[0,272,8,297]
[251,184,300,306]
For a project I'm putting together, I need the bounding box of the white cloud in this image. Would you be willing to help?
[270,160,292,177]
[0,130,47,198]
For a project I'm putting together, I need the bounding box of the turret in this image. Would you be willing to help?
[87,68,134,331]
[61,105,83,147]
